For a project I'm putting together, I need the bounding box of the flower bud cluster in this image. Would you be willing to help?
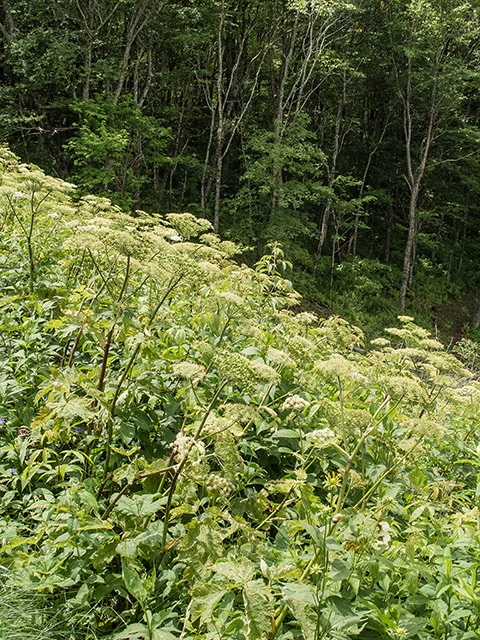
[172,433,205,466]
[307,427,337,444]
[205,474,232,498]
[281,394,310,412]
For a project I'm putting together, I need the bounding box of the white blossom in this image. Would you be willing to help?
[282,394,310,412]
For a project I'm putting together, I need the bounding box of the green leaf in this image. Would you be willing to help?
[283,583,317,640]
[330,558,350,581]
[151,630,178,640]
[112,623,151,639]
[243,580,274,640]
[211,558,255,585]
[405,570,418,595]
[117,539,138,559]
[302,521,325,547]
[192,585,229,623]
[273,429,299,438]
[122,559,148,607]
[115,494,167,518]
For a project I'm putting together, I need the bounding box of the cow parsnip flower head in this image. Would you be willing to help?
[398,438,425,459]
[420,338,444,350]
[172,361,206,380]
[197,261,221,279]
[378,374,426,403]
[395,347,427,359]
[349,371,370,386]
[317,315,364,349]
[385,317,431,346]
[220,402,258,425]
[282,394,310,412]
[284,335,317,362]
[266,347,296,369]
[250,361,281,384]
[316,354,354,378]
[399,417,446,441]
[457,383,480,403]
[172,433,206,466]
[205,474,233,498]
[215,349,278,388]
[202,414,233,436]
[199,232,221,247]
[426,352,471,378]
[166,212,213,239]
[344,408,372,433]
[214,290,250,314]
[307,427,338,447]
[370,337,391,348]
[295,312,317,325]
[237,322,265,342]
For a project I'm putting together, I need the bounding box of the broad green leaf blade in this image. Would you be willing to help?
[243,579,274,640]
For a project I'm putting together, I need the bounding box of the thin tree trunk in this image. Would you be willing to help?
[313,83,345,275]
[352,115,390,261]
[398,51,438,311]
[384,200,395,263]
[213,0,226,233]
[0,0,17,42]
[472,296,480,328]
[113,0,155,105]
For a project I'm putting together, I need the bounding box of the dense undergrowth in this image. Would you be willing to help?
[1,146,480,639]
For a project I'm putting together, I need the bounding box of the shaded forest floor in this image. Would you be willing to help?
[434,293,478,346]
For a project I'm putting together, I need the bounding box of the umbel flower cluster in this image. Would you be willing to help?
[205,474,233,498]
[307,427,338,445]
[172,433,205,469]
[281,394,310,412]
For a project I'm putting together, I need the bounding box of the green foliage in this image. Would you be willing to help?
[65,96,171,209]
[2,151,480,640]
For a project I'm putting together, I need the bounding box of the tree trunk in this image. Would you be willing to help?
[398,48,438,311]
[399,182,420,310]
[473,296,480,329]
[312,83,345,275]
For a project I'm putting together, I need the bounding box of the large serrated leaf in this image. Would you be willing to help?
[117,539,138,559]
[115,494,167,518]
[243,579,274,640]
[191,585,229,623]
[211,558,255,585]
[283,583,317,639]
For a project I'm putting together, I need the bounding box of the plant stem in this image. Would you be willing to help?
[159,380,228,554]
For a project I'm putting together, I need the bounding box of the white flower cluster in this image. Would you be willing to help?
[349,371,370,386]
[316,355,354,378]
[282,394,310,412]
[266,348,295,368]
[370,337,390,347]
[172,361,206,380]
[307,427,337,445]
[172,433,205,467]
[205,474,232,498]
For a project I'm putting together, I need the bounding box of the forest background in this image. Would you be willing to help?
[2,0,480,333]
